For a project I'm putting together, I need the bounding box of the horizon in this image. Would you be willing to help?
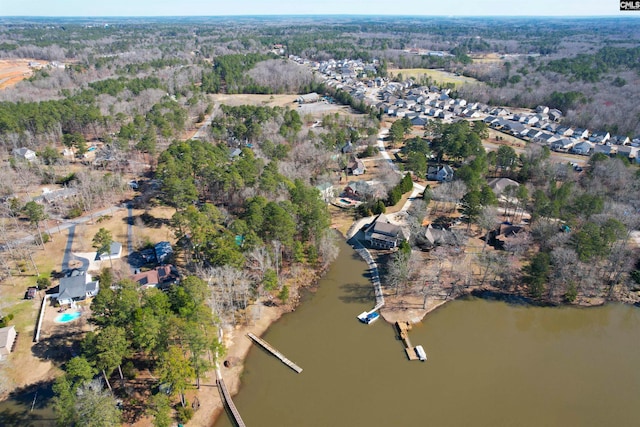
[1,0,635,18]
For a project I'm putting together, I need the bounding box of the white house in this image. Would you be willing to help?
[13,147,37,162]
[55,270,100,305]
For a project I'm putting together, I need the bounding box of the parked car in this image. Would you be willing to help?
[26,286,37,299]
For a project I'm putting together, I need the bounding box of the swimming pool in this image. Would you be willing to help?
[54,311,81,323]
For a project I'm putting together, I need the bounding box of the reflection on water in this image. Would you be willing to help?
[215,239,640,427]
[0,381,55,427]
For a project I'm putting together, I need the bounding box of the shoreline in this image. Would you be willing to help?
[190,266,328,427]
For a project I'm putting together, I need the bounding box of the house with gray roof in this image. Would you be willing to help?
[548,109,563,121]
[487,178,520,196]
[55,270,99,305]
[589,131,610,144]
[155,241,173,264]
[573,128,590,139]
[427,165,454,182]
[364,214,405,249]
[617,145,639,160]
[593,144,616,156]
[13,147,37,162]
[571,141,594,155]
[611,135,630,145]
[551,138,578,152]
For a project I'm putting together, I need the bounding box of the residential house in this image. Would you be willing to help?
[461,109,481,119]
[55,270,99,305]
[394,108,408,118]
[593,144,616,156]
[416,224,458,250]
[483,115,499,125]
[490,224,525,249]
[427,165,454,182]
[229,148,242,159]
[571,141,594,155]
[343,182,363,200]
[589,131,610,144]
[436,110,454,120]
[315,183,334,203]
[536,105,550,114]
[347,157,366,176]
[573,128,590,139]
[155,241,173,264]
[502,120,527,136]
[617,145,639,160]
[33,187,78,205]
[131,265,180,289]
[555,126,573,137]
[364,213,405,249]
[548,109,563,121]
[95,241,122,261]
[490,108,510,116]
[523,129,543,139]
[487,178,520,197]
[533,132,559,145]
[523,115,539,126]
[0,326,17,360]
[551,138,578,152]
[341,141,354,154]
[611,135,630,145]
[410,116,428,127]
[12,147,37,162]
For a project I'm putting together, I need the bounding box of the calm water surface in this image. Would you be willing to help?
[215,240,640,427]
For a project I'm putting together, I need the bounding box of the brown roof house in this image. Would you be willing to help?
[490,223,525,250]
[364,214,406,249]
[131,265,180,290]
[0,325,17,360]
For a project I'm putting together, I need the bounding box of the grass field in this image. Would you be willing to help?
[388,68,479,88]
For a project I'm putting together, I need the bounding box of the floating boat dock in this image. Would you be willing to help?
[247,333,303,373]
[216,377,246,427]
[396,321,427,362]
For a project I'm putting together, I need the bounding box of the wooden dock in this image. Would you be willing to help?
[396,321,423,362]
[216,377,246,427]
[247,333,303,373]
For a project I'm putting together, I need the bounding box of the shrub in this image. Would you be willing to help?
[175,405,194,423]
[36,276,51,290]
[67,207,83,219]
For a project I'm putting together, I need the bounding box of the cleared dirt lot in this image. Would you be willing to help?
[0,59,34,89]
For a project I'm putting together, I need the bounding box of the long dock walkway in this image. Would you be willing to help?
[350,236,385,315]
[247,333,303,373]
[216,375,246,427]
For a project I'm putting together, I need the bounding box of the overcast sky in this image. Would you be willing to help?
[1,0,634,17]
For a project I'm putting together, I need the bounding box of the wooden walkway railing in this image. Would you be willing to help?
[216,377,246,427]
